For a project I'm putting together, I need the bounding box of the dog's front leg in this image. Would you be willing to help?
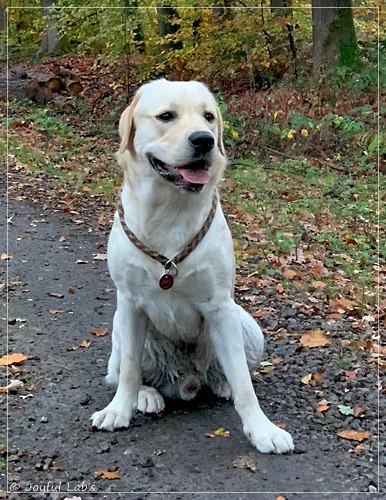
[206,300,294,454]
[91,291,147,431]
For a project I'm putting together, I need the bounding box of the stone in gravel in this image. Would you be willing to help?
[97,441,110,453]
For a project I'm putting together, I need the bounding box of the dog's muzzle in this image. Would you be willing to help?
[148,156,210,192]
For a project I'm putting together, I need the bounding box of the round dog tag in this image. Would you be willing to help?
[159,260,178,290]
[159,273,174,290]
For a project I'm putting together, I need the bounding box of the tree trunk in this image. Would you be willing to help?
[36,0,58,57]
[312,0,361,72]
[123,0,145,53]
[157,4,182,50]
[271,0,292,16]
[0,0,6,60]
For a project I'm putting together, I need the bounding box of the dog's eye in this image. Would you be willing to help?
[156,112,176,122]
[204,112,215,122]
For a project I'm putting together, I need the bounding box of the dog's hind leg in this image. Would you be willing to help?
[137,385,165,413]
[237,304,264,371]
[206,305,263,399]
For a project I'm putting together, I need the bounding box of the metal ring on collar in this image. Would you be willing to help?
[164,259,178,277]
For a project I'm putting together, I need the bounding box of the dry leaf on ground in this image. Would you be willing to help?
[233,455,256,472]
[300,329,330,348]
[94,469,120,480]
[0,353,28,366]
[90,327,108,337]
[317,400,331,413]
[0,379,24,393]
[337,429,370,442]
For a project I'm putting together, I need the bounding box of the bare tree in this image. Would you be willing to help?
[312,0,361,72]
[0,0,6,60]
[36,0,58,58]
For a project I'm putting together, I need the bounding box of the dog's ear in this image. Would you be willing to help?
[118,91,141,155]
[216,107,226,157]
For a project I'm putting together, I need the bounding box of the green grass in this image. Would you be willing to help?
[222,158,382,301]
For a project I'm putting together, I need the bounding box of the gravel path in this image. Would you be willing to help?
[1,173,383,499]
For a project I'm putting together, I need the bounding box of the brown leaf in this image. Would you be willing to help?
[233,455,256,473]
[353,404,366,417]
[300,329,330,348]
[337,429,370,442]
[0,353,28,366]
[282,269,297,279]
[94,469,120,480]
[49,309,63,314]
[330,297,355,314]
[91,327,108,337]
[348,444,365,454]
[251,309,267,319]
[301,374,313,385]
[317,400,330,413]
[70,340,91,350]
[1,253,12,260]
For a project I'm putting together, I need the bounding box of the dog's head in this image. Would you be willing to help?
[118,79,226,193]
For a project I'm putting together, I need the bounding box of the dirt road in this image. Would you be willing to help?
[1,174,382,499]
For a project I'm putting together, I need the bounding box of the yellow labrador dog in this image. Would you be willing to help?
[91,79,294,454]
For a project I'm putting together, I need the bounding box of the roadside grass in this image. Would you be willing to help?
[3,98,383,314]
[221,158,381,310]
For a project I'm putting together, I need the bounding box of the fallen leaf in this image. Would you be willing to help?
[232,455,256,472]
[300,329,330,348]
[275,421,287,429]
[317,400,330,413]
[90,327,108,337]
[0,253,12,260]
[283,269,297,279]
[0,379,24,393]
[205,427,230,438]
[301,374,313,385]
[0,353,28,366]
[337,429,370,442]
[251,309,266,318]
[348,444,365,454]
[49,309,63,314]
[353,404,366,417]
[338,405,354,416]
[93,253,107,261]
[330,297,355,314]
[59,236,66,242]
[94,469,120,480]
[214,427,230,437]
[76,259,88,264]
[70,340,91,350]
[310,280,327,289]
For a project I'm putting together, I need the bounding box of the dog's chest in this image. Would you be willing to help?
[144,296,204,341]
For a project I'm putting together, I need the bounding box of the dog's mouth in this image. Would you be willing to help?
[148,156,211,192]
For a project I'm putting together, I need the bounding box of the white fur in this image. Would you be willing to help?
[91,79,294,454]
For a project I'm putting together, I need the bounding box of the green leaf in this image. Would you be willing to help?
[338,405,354,416]
[260,361,273,367]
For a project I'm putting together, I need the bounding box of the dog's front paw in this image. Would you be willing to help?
[244,421,294,454]
[91,406,132,431]
[137,385,165,413]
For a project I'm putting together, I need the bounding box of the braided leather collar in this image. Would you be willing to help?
[117,192,218,289]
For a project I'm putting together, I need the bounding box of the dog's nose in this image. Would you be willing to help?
[189,131,215,154]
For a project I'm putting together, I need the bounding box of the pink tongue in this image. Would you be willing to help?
[179,168,210,184]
